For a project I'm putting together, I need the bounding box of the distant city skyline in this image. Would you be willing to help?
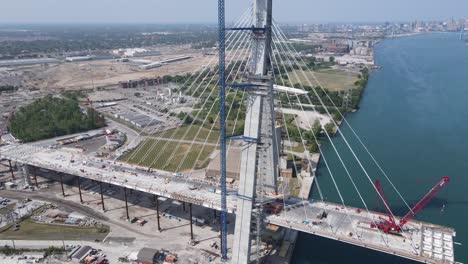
[0,0,467,24]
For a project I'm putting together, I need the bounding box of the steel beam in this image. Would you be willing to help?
[218,0,228,260]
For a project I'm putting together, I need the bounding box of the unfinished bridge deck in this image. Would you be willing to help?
[0,143,456,264]
[266,199,456,264]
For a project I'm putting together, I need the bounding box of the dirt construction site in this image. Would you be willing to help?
[1,46,207,91]
[1,45,250,91]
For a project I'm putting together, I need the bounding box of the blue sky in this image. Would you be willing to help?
[1,0,467,24]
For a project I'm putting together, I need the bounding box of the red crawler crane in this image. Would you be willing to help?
[371,176,450,233]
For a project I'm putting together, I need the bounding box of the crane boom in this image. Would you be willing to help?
[399,176,450,226]
[374,179,395,223]
[372,176,450,233]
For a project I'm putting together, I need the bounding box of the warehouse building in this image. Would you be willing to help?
[136,248,159,264]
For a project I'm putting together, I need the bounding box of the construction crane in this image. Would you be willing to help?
[372,176,450,233]
[217,0,228,260]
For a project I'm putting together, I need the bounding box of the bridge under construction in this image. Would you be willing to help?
[0,0,458,263]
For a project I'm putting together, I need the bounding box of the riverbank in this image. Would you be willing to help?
[292,31,468,264]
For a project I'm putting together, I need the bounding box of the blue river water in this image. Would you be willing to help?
[292,33,468,264]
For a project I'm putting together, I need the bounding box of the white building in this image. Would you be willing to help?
[112,48,161,58]
[64,55,94,62]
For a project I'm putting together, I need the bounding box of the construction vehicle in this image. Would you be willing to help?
[264,203,283,215]
[372,176,450,233]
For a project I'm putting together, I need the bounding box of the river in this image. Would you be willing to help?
[292,33,468,264]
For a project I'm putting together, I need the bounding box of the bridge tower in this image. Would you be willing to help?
[231,0,279,263]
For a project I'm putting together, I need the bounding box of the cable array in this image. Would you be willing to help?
[271,22,417,249]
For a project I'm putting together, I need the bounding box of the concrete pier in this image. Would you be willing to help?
[77,176,83,203]
[155,195,161,231]
[8,160,15,179]
[189,203,194,241]
[99,182,105,211]
[124,187,129,220]
[22,164,32,185]
[32,166,39,187]
[59,173,65,196]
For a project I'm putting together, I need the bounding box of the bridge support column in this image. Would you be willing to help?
[155,195,161,232]
[8,160,14,180]
[124,187,129,220]
[22,165,32,185]
[183,202,186,212]
[32,167,38,188]
[59,173,65,197]
[189,203,194,241]
[77,177,83,203]
[99,182,105,211]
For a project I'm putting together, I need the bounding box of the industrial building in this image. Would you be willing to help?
[113,112,161,129]
[112,48,161,58]
[138,56,192,70]
[0,58,60,67]
[139,62,163,70]
[65,55,95,62]
[136,248,158,264]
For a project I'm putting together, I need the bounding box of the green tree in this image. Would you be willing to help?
[324,122,336,135]
[309,141,319,153]
[9,96,105,142]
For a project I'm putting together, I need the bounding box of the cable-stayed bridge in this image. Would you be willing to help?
[0,0,457,263]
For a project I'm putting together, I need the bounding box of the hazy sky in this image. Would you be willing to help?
[1,0,467,24]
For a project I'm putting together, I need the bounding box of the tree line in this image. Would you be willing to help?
[9,96,105,142]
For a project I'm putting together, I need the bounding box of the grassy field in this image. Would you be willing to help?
[0,218,109,241]
[122,138,215,171]
[289,177,300,197]
[153,125,220,143]
[291,144,308,153]
[290,68,359,91]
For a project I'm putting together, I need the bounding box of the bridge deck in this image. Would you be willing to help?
[0,144,456,263]
[266,200,456,264]
[0,144,238,212]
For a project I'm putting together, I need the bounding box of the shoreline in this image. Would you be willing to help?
[282,49,376,263]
